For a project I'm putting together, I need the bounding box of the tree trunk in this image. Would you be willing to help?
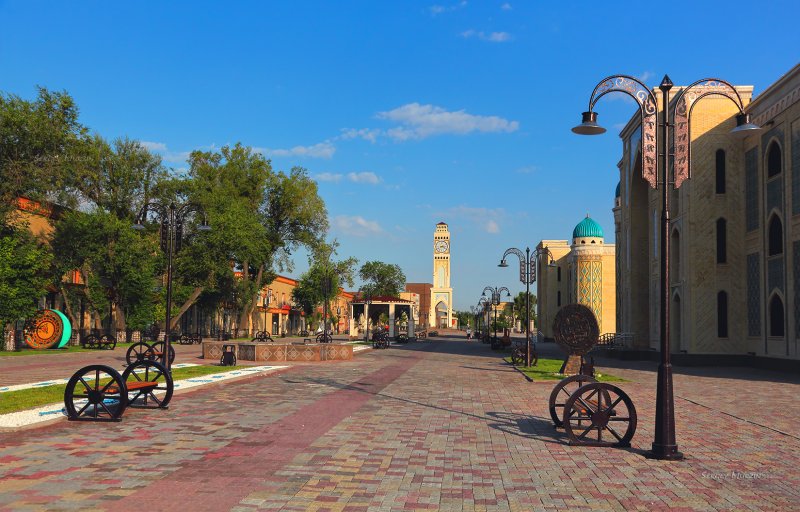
[238,264,264,336]
[169,286,204,331]
[59,285,77,328]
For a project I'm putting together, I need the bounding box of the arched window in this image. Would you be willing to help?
[716,218,727,263]
[715,149,726,194]
[717,291,728,338]
[769,294,784,337]
[767,142,782,178]
[768,215,783,256]
[557,266,562,282]
[557,291,561,307]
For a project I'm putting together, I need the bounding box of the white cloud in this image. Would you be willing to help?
[640,71,654,82]
[263,141,336,159]
[501,3,512,10]
[377,103,518,140]
[139,141,191,164]
[515,165,537,174]
[140,141,167,152]
[438,205,506,234]
[461,30,512,42]
[332,215,383,236]
[347,172,380,184]
[429,1,466,15]
[315,172,343,182]
[338,128,380,143]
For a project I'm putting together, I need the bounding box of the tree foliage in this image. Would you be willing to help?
[0,224,51,328]
[513,291,537,330]
[358,261,406,297]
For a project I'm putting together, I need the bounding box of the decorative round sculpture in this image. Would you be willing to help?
[553,304,599,355]
[25,309,71,349]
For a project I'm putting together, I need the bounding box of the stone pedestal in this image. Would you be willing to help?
[202,341,353,362]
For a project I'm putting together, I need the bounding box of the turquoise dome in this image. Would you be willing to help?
[573,215,604,239]
[615,181,620,198]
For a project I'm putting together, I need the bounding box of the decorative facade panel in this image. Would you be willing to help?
[767,179,783,214]
[747,253,761,337]
[576,259,602,328]
[768,256,784,294]
[745,148,759,232]
[792,122,800,215]
[795,242,800,337]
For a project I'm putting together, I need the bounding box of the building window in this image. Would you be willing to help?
[557,266,561,282]
[717,291,728,338]
[768,215,783,256]
[716,218,727,263]
[715,149,726,194]
[769,294,785,337]
[767,141,782,178]
[557,291,561,307]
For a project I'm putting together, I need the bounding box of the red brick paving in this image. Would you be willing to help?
[0,337,799,511]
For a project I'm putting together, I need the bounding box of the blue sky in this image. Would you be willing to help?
[2,1,798,311]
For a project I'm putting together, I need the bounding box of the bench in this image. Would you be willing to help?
[64,360,175,422]
[125,341,176,366]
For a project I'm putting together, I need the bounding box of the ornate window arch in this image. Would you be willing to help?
[768,213,783,256]
[769,293,785,337]
[767,140,782,178]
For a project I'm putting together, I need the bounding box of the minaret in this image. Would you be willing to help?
[430,222,453,329]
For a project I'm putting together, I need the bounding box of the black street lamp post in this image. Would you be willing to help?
[499,247,555,366]
[362,287,373,343]
[482,286,510,342]
[572,74,759,460]
[134,201,210,371]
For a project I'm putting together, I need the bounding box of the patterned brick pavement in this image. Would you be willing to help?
[1,335,798,511]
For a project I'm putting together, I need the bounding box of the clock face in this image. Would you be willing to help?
[434,240,449,253]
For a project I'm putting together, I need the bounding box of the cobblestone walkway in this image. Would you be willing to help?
[0,335,798,511]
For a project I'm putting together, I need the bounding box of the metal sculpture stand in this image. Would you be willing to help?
[548,303,637,448]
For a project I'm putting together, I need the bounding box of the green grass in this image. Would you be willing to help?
[0,342,140,357]
[504,357,627,382]
[0,365,248,415]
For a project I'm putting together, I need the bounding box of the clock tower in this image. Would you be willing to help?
[430,222,453,329]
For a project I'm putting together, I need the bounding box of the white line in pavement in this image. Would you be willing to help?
[0,365,288,429]
[0,363,200,393]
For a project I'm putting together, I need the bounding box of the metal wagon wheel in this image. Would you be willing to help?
[148,341,176,365]
[316,333,332,344]
[100,334,117,350]
[510,344,525,365]
[562,382,637,448]
[82,334,99,349]
[549,374,598,428]
[178,334,191,345]
[126,341,154,366]
[64,365,126,421]
[121,360,174,409]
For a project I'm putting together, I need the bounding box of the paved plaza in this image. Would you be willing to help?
[1,334,799,511]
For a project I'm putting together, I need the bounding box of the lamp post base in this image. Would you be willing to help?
[646,445,684,461]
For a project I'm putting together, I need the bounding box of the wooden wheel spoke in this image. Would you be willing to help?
[79,377,92,393]
[609,417,630,421]
[94,370,100,390]
[606,424,624,441]
[98,401,115,417]
[76,401,91,417]
[576,396,596,413]
[577,425,594,439]
[609,396,623,410]
[99,379,116,394]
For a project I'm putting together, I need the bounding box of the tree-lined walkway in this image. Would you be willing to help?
[1,333,798,510]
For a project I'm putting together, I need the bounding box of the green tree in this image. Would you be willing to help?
[513,291,537,331]
[292,243,357,319]
[358,261,406,297]
[0,87,90,220]
[0,224,52,335]
[52,210,159,332]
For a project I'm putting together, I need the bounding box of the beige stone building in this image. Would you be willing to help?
[536,216,617,340]
[614,63,800,361]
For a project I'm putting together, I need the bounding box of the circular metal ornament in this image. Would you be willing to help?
[25,309,69,350]
[553,304,599,355]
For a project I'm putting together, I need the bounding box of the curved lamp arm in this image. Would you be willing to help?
[499,247,529,284]
[133,201,169,228]
[671,77,759,188]
[573,74,659,189]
